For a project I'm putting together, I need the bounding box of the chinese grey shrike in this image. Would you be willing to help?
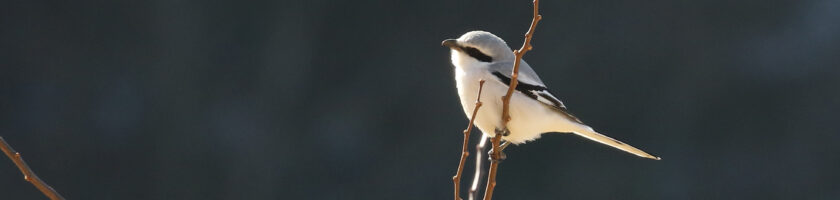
[443,31,660,160]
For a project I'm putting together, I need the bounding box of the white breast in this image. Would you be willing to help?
[455,66,588,144]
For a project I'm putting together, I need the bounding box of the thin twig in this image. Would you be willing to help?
[501,0,542,124]
[482,132,504,200]
[0,137,66,200]
[468,136,488,200]
[454,80,486,200]
[484,1,542,200]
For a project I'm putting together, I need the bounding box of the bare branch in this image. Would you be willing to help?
[482,132,504,200]
[0,137,66,200]
[501,0,542,124]
[484,0,542,199]
[454,80,486,200]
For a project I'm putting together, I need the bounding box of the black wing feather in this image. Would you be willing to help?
[491,71,585,124]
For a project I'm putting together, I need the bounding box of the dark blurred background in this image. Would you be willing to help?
[2,0,839,199]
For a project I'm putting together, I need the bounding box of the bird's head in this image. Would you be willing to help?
[442,31,515,68]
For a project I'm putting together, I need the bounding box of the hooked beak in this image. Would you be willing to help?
[441,39,459,48]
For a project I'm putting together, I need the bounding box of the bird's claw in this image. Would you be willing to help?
[488,128,510,162]
[494,128,510,136]
[488,149,507,162]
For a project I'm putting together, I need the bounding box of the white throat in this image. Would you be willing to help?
[450,50,491,71]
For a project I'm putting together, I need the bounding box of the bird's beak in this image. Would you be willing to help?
[441,39,459,49]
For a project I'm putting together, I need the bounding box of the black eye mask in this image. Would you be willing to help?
[461,46,493,62]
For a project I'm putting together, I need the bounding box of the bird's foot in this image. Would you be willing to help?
[487,141,510,162]
[494,128,510,136]
[488,149,507,162]
[489,128,510,162]
[499,141,510,151]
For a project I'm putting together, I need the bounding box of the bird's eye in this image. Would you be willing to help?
[462,47,493,62]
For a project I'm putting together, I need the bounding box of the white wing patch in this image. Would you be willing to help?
[535,90,584,124]
[532,90,567,110]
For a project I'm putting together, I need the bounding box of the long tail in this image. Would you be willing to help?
[572,127,661,160]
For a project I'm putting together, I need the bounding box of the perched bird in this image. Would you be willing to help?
[443,31,660,160]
